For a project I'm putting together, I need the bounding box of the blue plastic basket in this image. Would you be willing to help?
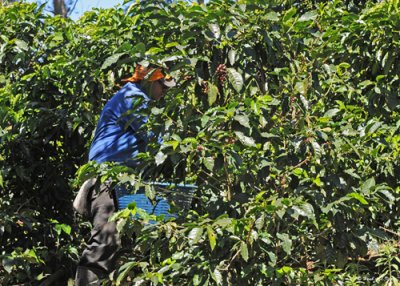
[116,182,197,220]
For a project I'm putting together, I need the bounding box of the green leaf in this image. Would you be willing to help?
[267,251,277,267]
[292,168,304,177]
[165,42,180,48]
[133,42,146,55]
[101,53,126,70]
[255,214,265,230]
[378,189,395,203]
[193,274,202,286]
[207,226,217,251]
[234,114,250,128]
[127,201,136,210]
[277,266,293,275]
[53,32,64,42]
[212,268,223,285]
[277,233,292,255]
[240,241,249,261]
[228,49,236,65]
[365,121,382,135]
[155,151,167,166]
[208,83,218,106]
[227,68,243,92]
[361,178,375,194]
[359,80,375,89]
[165,140,179,150]
[36,272,45,281]
[265,11,279,21]
[203,157,214,172]
[292,203,315,219]
[2,258,14,273]
[298,11,318,22]
[116,261,137,286]
[213,217,233,228]
[234,131,256,147]
[116,218,127,233]
[55,223,71,236]
[338,62,351,69]
[182,137,198,145]
[324,108,340,118]
[208,23,220,39]
[311,141,321,157]
[283,7,297,22]
[61,224,71,235]
[344,169,361,179]
[145,47,163,55]
[15,39,29,51]
[145,184,156,200]
[347,192,368,205]
[188,227,203,245]
[151,107,164,115]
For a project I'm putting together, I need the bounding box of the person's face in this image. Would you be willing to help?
[149,80,168,101]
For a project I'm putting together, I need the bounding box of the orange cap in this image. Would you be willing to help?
[122,65,165,83]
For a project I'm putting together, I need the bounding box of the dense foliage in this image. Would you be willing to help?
[1,0,399,285]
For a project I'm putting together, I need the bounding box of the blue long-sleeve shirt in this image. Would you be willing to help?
[89,82,150,166]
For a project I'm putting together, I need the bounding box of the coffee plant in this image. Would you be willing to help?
[1,0,399,285]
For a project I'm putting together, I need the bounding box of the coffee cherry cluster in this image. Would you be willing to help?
[216,64,227,83]
[224,137,236,144]
[201,81,209,94]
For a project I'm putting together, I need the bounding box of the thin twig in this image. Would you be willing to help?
[379,226,400,237]
[220,248,241,271]
[198,171,225,193]
[67,0,78,17]
[199,170,218,183]
[16,197,34,213]
[291,154,311,169]
[223,155,232,201]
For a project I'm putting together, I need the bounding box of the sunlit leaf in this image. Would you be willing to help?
[347,192,368,205]
[240,241,249,262]
[234,131,255,147]
[101,53,126,70]
[298,11,318,22]
[208,83,218,106]
[207,226,216,251]
[188,227,203,245]
[234,114,250,128]
[155,151,167,166]
[227,68,243,92]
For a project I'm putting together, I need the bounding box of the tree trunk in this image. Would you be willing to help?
[53,0,67,17]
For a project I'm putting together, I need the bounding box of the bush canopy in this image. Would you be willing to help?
[0,0,399,284]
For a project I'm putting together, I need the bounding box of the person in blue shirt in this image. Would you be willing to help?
[75,64,175,286]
